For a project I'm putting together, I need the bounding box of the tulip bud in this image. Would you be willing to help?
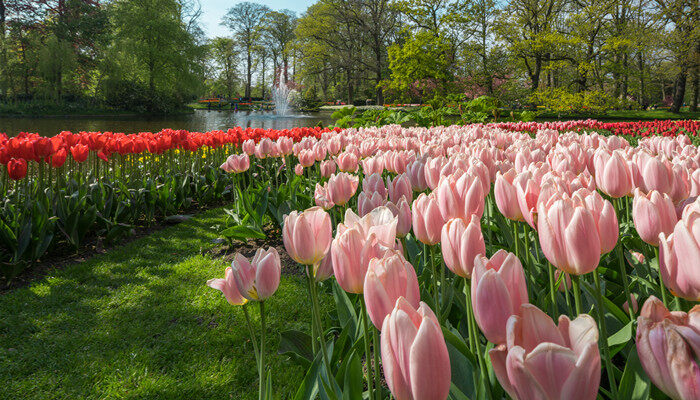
[364,251,420,329]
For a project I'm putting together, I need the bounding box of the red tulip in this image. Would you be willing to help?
[70,144,89,163]
[7,158,28,180]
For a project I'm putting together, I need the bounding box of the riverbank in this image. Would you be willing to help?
[0,102,195,118]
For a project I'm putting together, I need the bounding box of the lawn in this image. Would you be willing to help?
[0,207,326,399]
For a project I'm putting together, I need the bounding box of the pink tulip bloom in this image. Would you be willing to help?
[471,250,529,344]
[623,293,638,314]
[314,183,334,210]
[364,251,420,329]
[363,173,388,200]
[242,139,255,155]
[574,189,619,255]
[495,169,524,221]
[386,197,412,238]
[283,206,333,266]
[659,198,700,301]
[327,173,359,206]
[424,156,447,190]
[320,160,336,178]
[435,172,484,222]
[331,228,383,294]
[294,164,303,176]
[381,298,451,400]
[489,304,601,400]
[387,173,413,204]
[277,136,294,155]
[515,172,541,229]
[206,266,248,305]
[338,207,398,248]
[670,164,691,204]
[337,151,359,172]
[358,191,385,216]
[440,216,485,278]
[642,155,674,195]
[298,149,316,167]
[313,142,327,161]
[412,193,446,245]
[362,156,385,176]
[230,248,281,301]
[537,195,601,275]
[636,296,700,400]
[327,136,342,155]
[593,149,634,198]
[633,188,678,246]
[406,159,428,191]
[315,253,334,282]
[220,154,250,173]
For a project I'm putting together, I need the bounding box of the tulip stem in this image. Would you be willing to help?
[614,198,635,322]
[307,269,332,375]
[463,278,480,396]
[259,301,267,400]
[547,262,558,318]
[360,299,376,400]
[428,244,441,323]
[513,222,519,260]
[593,270,618,399]
[372,328,382,398]
[653,247,670,307]
[571,275,582,315]
[242,304,260,366]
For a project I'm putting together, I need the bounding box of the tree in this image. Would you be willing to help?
[209,37,238,98]
[262,9,296,81]
[222,1,270,100]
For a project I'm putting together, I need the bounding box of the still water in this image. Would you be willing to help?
[0,110,335,137]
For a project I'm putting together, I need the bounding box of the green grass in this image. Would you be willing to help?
[0,207,326,399]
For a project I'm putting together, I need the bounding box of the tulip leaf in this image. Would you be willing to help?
[608,321,633,356]
[618,350,650,400]
[449,383,472,400]
[278,330,314,368]
[293,354,322,400]
[342,350,363,400]
[220,225,265,242]
[444,336,477,399]
[332,282,357,335]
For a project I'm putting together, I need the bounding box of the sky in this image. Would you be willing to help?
[198,0,317,38]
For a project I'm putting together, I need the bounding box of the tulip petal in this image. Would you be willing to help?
[409,318,451,400]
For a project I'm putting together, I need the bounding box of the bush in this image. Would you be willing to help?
[100,79,184,114]
[529,88,618,115]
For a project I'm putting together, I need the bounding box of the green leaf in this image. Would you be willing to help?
[220,225,265,241]
[342,350,363,400]
[333,281,357,334]
[278,330,314,368]
[608,321,633,348]
[618,350,650,400]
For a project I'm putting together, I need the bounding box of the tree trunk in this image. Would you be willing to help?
[246,48,252,100]
[638,51,647,108]
[670,67,687,113]
[621,53,629,106]
[0,0,6,98]
[261,55,266,99]
[691,66,699,112]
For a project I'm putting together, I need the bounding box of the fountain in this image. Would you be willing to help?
[272,70,292,116]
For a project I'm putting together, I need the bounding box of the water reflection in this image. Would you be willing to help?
[0,110,334,137]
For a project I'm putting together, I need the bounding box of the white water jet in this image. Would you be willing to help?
[272,71,292,116]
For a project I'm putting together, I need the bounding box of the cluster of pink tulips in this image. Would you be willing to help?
[207,123,700,399]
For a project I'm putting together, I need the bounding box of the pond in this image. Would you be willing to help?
[0,110,336,137]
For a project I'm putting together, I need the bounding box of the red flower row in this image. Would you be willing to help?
[1,126,339,180]
[491,119,700,137]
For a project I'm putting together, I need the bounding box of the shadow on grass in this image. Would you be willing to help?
[0,207,321,399]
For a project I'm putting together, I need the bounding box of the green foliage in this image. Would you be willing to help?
[100,79,184,114]
[529,88,620,115]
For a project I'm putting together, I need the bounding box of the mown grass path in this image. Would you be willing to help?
[0,208,325,399]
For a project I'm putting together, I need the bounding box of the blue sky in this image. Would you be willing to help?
[199,0,317,38]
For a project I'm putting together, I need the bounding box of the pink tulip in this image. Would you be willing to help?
[364,251,421,329]
[633,188,677,246]
[537,195,601,275]
[206,266,248,305]
[495,169,524,221]
[515,172,541,229]
[471,250,529,344]
[412,193,446,245]
[435,172,484,222]
[362,173,388,199]
[314,183,334,210]
[277,136,294,155]
[593,149,634,198]
[327,136,342,155]
[386,197,412,238]
[298,149,316,167]
[294,164,303,176]
[338,207,398,248]
[387,173,413,204]
[230,248,281,301]
[440,216,485,278]
[670,164,691,204]
[313,142,327,161]
[636,296,700,400]
[407,159,428,191]
[337,151,359,172]
[242,139,255,155]
[327,173,359,206]
[489,304,601,400]
[659,198,700,301]
[358,191,385,216]
[623,293,638,314]
[641,155,674,195]
[331,228,383,293]
[381,298,451,400]
[362,156,385,176]
[320,160,336,178]
[220,154,250,173]
[315,253,334,282]
[424,156,447,190]
[283,206,333,266]
[575,189,619,255]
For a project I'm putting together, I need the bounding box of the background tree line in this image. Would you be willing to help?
[0,0,697,114]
